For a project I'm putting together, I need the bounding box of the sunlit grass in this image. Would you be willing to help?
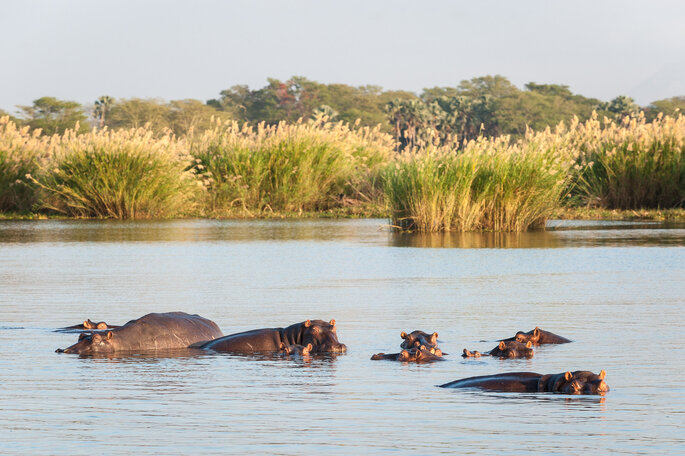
[29,127,204,218]
[189,117,394,215]
[0,117,44,212]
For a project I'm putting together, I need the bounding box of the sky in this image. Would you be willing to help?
[1,0,684,113]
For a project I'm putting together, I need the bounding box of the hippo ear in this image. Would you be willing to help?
[329,319,335,327]
[306,343,313,351]
[431,332,438,343]
[304,320,311,328]
[429,347,435,354]
[419,344,426,351]
[97,322,108,330]
[106,331,113,340]
[526,341,532,348]
[564,371,573,381]
[598,370,606,380]
[83,320,90,329]
[533,327,540,337]
[400,331,407,339]
[279,342,285,350]
[499,341,506,350]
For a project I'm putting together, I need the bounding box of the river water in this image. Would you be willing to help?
[0,219,683,455]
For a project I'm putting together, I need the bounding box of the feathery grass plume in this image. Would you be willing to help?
[569,112,684,209]
[0,116,45,212]
[385,129,574,232]
[189,117,395,215]
[30,126,204,219]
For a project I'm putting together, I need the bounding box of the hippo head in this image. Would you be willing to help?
[58,331,115,354]
[282,343,313,356]
[82,319,109,330]
[400,330,439,349]
[515,327,541,344]
[493,340,534,358]
[303,320,347,353]
[561,370,610,395]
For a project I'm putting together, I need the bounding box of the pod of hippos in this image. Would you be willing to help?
[56,314,607,395]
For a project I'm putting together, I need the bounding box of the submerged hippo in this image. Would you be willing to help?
[463,340,534,359]
[371,345,444,363]
[400,330,439,350]
[56,312,223,355]
[59,319,120,331]
[501,327,571,345]
[200,319,346,354]
[439,370,608,395]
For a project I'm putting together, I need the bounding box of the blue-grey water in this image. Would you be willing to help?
[0,219,683,455]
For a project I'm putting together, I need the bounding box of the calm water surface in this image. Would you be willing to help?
[0,219,684,455]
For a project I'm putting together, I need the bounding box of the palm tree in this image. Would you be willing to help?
[94,96,114,129]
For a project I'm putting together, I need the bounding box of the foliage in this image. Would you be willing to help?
[29,127,204,218]
[189,118,395,215]
[384,130,574,232]
[18,97,89,135]
[0,117,44,212]
[570,113,685,209]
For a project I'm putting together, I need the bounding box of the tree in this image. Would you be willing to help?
[167,99,230,136]
[93,96,114,129]
[596,95,640,121]
[106,98,171,131]
[18,97,89,135]
[644,96,685,121]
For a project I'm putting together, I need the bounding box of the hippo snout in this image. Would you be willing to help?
[335,343,347,353]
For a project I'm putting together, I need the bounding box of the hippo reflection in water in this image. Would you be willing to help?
[440,370,609,395]
[56,312,223,354]
[501,327,571,345]
[200,319,346,354]
[462,340,534,359]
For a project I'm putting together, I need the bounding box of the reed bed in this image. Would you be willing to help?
[189,118,394,215]
[29,127,203,218]
[0,113,683,227]
[384,131,573,232]
[569,113,684,209]
[0,117,44,212]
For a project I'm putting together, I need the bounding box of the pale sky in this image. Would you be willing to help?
[1,0,684,113]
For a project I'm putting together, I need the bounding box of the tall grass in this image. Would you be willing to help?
[385,131,574,232]
[0,117,43,212]
[189,118,394,215]
[30,127,204,218]
[570,113,684,209]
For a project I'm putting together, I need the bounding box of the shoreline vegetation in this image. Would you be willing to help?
[1,112,683,231]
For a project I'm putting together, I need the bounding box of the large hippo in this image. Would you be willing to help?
[501,327,571,345]
[56,312,223,355]
[200,319,346,354]
[462,340,534,359]
[439,370,608,395]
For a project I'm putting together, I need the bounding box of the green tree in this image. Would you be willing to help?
[167,99,230,136]
[596,95,640,120]
[18,97,89,135]
[644,96,685,121]
[93,96,114,129]
[106,98,171,131]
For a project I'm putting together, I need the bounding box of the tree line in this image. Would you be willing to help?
[2,75,684,149]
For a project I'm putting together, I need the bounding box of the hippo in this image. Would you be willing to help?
[462,340,534,359]
[400,330,439,350]
[58,319,120,332]
[439,370,608,395]
[501,327,571,345]
[200,319,346,354]
[56,312,223,355]
[279,343,313,356]
[371,345,444,363]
